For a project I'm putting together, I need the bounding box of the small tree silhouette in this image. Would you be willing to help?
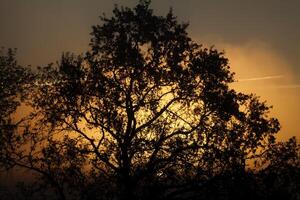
[0,1,298,200]
[0,48,33,199]
[0,48,31,124]
[0,47,32,167]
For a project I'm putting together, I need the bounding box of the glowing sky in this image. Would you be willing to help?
[1,0,299,141]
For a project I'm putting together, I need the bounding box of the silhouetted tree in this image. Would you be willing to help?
[0,47,33,199]
[0,47,32,167]
[258,137,300,200]
[0,1,298,200]
[0,48,30,124]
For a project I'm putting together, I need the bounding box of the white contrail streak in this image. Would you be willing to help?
[275,84,300,89]
[238,75,283,82]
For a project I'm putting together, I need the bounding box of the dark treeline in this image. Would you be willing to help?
[0,1,299,200]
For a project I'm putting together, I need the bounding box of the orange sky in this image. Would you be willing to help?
[1,0,299,141]
[214,40,300,141]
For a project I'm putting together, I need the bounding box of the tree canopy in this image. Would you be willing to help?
[0,47,32,168]
[0,1,299,200]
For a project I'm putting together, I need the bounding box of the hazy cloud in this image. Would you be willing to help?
[219,40,300,140]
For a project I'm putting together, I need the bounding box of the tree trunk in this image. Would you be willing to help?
[118,173,137,200]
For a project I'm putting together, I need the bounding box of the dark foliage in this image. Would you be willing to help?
[0,47,33,168]
[0,47,34,199]
[0,1,299,200]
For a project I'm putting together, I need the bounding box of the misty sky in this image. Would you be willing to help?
[1,0,300,140]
